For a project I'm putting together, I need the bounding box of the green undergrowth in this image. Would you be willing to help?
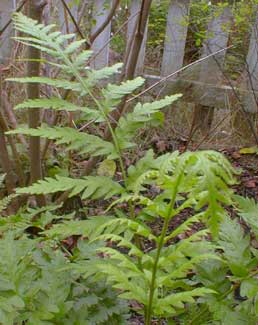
[0,12,257,324]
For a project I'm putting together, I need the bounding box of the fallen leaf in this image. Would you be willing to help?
[97,159,116,177]
[244,180,257,188]
[239,146,258,155]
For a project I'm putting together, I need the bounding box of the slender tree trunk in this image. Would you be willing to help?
[27,0,46,206]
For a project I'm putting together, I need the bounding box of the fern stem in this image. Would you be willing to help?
[145,170,183,324]
[145,217,169,325]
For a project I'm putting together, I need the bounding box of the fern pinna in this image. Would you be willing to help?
[6,12,257,325]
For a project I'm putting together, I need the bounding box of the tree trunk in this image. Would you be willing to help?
[27,0,46,206]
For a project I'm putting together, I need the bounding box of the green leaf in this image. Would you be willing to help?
[219,216,252,277]
[64,39,86,54]
[115,95,182,150]
[233,195,258,237]
[7,77,82,92]
[16,175,125,200]
[15,97,88,112]
[8,126,117,158]
[102,77,145,109]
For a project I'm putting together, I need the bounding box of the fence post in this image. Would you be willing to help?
[243,12,258,114]
[161,0,190,77]
[90,0,112,69]
[194,5,232,134]
[126,0,148,75]
[0,0,15,64]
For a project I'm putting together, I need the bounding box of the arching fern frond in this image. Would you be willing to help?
[7,77,82,92]
[115,95,182,149]
[17,175,125,200]
[8,126,117,158]
[102,77,145,110]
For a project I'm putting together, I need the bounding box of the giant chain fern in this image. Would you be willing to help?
[7,12,181,199]
[6,12,250,324]
[57,150,238,324]
[5,13,180,203]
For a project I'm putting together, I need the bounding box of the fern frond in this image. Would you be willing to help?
[15,97,83,111]
[16,175,125,199]
[115,95,181,149]
[0,194,17,214]
[73,50,93,68]
[154,288,215,316]
[164,214,202,243]
[106,193,153,212]
[8,126,117,158]
[0,174,6,186]
[102,77,145,110]
[233,195,258,237]
[7,77,82,92]
[181,150,238,236]
[219,216,253,277]
[64,39,87,55]
[97,217,154,240]
[87,63,123,85]
[43,216,111,239]
[97,263,147,305]
[134,94,182,115]
[96,234,143,258]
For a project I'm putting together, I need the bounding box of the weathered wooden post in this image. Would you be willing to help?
[243,12,258,114]
[194,4,232,134]
[90,0,112,69]
[234,11,258,141]
[0,0,15,64]
[126,0,148,75]
[161,0,190,77]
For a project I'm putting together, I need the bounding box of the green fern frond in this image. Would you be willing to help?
[0,194,17,214]
[73,50,93,67]
[233,195,258,237]
[8,126,117,158]
[15,97,82,111]
[64,39,87,54]
[154,288,215,316]
[7,77,82,92]
[16,175,125,200]
[102,77,145,109]
[219,216,253,277]
[87,63,123,85]
[97,263,147,305]
[43,216,111,239]
[189,151,237,236]
[134,94,182,115]
[115,95,182,149]
[164,214,202,243]
[97,217,154,240]
[96,234,143,257]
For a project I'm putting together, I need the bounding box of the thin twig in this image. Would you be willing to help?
[126,46,233,104]
[59,0,87,42]
[90,0,120,45]
[88,9,141,65]
[0,0,28,36]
